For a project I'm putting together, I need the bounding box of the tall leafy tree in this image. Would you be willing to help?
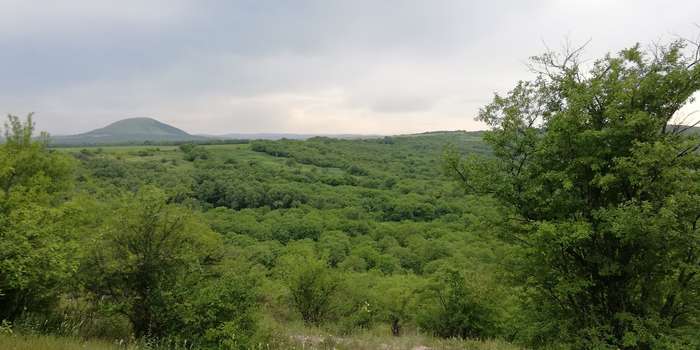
[448,40,700,348]
[0,114,76,320]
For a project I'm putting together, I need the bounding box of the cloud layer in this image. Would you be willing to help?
[1,0,698,135]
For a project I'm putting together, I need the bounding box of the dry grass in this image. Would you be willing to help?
[274,323,521,350]
[0,333,194,350]
[0,325,521,350]
[286,333,520,350]
[0,333,126,350]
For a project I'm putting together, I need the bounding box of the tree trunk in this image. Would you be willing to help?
[391,318,401,336]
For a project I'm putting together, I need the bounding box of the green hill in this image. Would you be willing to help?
[50,117,207,145]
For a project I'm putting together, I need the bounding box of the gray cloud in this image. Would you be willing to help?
[0,0,698,135]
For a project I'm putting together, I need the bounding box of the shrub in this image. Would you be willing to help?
[278,254,339,325]
[417,270,496,339]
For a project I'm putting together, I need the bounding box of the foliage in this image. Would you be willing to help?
[372,274,422,336]
[180,143,210,161]
[278,248,340,325]
[82,187,223,338]
[12,115,514,346]
[0,114,77,320]
[448,40,700,348]
[416,269,496,339]
[179,273,260,350]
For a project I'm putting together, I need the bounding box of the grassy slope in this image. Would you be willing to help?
[0,332,520,350]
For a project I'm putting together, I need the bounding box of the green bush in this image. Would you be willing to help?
[179,274,260,350]
[417,270,496,339]
[278,252,339,325]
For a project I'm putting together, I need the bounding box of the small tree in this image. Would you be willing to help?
[83,187,222,338]
[416,269,495,339]
[180,272,259,350]
[373,275,421,336]
[279,252,339,325]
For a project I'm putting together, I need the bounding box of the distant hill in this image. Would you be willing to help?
[50,118,208,145]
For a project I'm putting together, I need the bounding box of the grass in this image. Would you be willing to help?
[0,331,521,350]
[286,333,521,350]
[265,320,522,350]
[0,333,127,350]
[0,333,202,350]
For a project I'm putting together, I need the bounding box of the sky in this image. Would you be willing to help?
[1,0,699,135]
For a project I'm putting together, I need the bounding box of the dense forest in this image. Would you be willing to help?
[1,41,700,350]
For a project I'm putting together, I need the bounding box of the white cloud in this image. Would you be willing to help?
[0,0,188,30]
[1,0,698,135]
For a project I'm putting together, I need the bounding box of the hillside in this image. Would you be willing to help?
[50,117,207,145]
[41,130,510,346]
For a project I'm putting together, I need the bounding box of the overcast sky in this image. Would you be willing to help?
[1,1,699,135]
